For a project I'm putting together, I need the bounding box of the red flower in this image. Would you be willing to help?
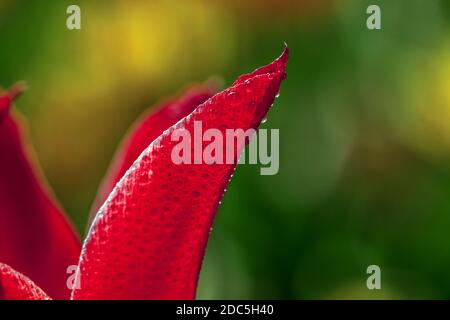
[0,48,288,300]
[0,83,81,300]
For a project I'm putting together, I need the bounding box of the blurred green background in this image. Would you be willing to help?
[1,0,450,299]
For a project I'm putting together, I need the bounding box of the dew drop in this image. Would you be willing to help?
[261,117,267,124]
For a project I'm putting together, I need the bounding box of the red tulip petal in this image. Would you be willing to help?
[0,97,10,121]
[72,47,288,300]
[89,85,215,223]
[233,45,289,86]
[0,87,81,300]
[0,262,51,300]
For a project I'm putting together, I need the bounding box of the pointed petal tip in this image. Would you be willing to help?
[0,82,27,121]
[279,43,289,65]
[233,45,289,86]
[275,44,289,79]
[8,81,28,101]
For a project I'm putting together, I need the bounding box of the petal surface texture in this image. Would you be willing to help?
[72,48,288,300]
[0,88,81,299]
[0,262,51,300]
[89,85,214,223]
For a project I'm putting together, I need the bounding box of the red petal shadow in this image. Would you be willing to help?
[0,262,51,300]
[0,87,81,299]
[72,48,288,300]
